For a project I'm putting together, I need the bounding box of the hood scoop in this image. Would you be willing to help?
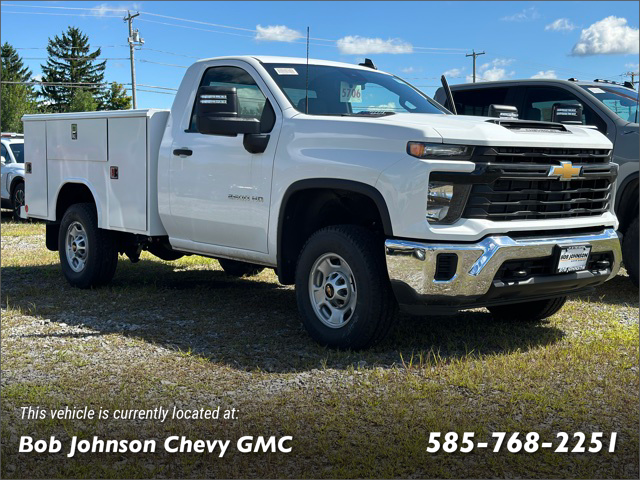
[486,119,570,133]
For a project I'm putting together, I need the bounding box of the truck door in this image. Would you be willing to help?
[169,64,279,253]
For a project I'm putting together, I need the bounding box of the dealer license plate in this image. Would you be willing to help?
[557,245,591,273]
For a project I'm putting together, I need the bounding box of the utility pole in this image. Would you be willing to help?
[624,71,638,86]
[124,11,144,109]
[466,49,485,83]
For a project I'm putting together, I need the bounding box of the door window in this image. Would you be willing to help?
[523,87,606,132]
[451,87,510,116]
[188,66,274,132]
[1,143,9,163]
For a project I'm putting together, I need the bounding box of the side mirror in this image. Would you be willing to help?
[551,103,583,124]
[1,156,6,165]
[195,86,260,135]
[488,104,519,119]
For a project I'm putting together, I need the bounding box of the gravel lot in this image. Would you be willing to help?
[1,212,638,478]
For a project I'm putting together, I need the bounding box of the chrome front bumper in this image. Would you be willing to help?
[385,228,621,308]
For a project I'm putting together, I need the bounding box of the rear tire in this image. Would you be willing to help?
[11,181,24,221]
[58,203,118,288]
[622,216,639,287]
[295,225,397,349]
[488,296,567,322]
[218,258,264,277]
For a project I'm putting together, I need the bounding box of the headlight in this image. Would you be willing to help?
[426,182,454,223]
[407,142,474,159]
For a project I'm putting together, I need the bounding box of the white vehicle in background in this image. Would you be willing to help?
[1,133,26,220]
[21,56,623,349]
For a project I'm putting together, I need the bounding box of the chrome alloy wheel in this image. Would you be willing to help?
[65,221,89,272]
[308,253,357,328]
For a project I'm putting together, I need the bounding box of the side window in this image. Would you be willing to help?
[452,88,510,116]
[1,144,9,163]
[188,66,274,132]
[523,87,606,133]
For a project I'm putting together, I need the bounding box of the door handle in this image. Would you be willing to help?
[173,148,193,157]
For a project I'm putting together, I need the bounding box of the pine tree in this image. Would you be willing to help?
[40,27,106,113]
[102,82,132,110]
[1,42,37,132]
[69,88,98,112]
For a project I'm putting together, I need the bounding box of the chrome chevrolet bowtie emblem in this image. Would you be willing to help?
[548,161,582,181]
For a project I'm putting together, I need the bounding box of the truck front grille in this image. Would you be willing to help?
[463,177,612,221]
[457,146,615,222]
[488,147,611,165]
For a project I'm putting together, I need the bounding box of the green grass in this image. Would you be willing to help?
[1,211,638,478]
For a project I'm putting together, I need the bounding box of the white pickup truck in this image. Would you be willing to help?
[22,56,622,349]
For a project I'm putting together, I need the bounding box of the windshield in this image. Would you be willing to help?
[264,63,446,116]
[9,143,24,163]
[581,85,639,123]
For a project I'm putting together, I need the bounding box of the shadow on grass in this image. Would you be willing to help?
[1,258,572,372]
[573,273,639,307]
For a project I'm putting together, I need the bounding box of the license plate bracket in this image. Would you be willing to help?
[555,245,592,273]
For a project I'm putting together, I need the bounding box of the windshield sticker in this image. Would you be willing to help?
[588,87,606,94]
[340,82,362,103]
[274,67,298,75]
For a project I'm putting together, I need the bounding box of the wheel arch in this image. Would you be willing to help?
[615,172,639,234]
[54,181,102,225]
[276,178,393,285]
[9,175,25,197]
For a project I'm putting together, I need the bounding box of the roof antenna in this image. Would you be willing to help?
[305,26,310,114]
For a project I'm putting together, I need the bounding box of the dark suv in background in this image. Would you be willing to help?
[434,78,639,286]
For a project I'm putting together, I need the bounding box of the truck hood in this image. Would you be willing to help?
[374,113,613,149]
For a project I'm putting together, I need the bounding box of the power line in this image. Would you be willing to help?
[138,47,200,59]
[3,3,468,52]
[1,10,123,18]
[12,45,129,50]
[1,3,129,12]
[1,56,129,61]
[138,59,188,68]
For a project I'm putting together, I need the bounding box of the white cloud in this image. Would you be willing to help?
[625,62,639,70]
[91,3,139,17]
[255,25,302,43]
[572,16,639,55]
[32,74,43,82]
[501,7,540,22]
[401,66,415,74]
[466,58,515,82]
[443,67,464,77]
[336,36,413,55]
[531,70,558,79]
[545,18,577,32]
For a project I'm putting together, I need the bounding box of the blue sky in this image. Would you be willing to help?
[1,1,638,109]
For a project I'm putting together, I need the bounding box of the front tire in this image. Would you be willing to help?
[488,296,567,322]
[622,216,638,287]
[295,225,397,349]
[58,203,118,288]
[11,181,24,221]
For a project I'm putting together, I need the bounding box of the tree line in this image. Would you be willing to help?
[2,26,132,133]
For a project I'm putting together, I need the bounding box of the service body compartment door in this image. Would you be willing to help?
[46,118,108,162]
[23,121,48,217]
[107,117,147,232]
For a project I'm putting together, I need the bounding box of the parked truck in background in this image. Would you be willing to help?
[1,133,26,220]
[434,78,638,286]
[22,56,622,348]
